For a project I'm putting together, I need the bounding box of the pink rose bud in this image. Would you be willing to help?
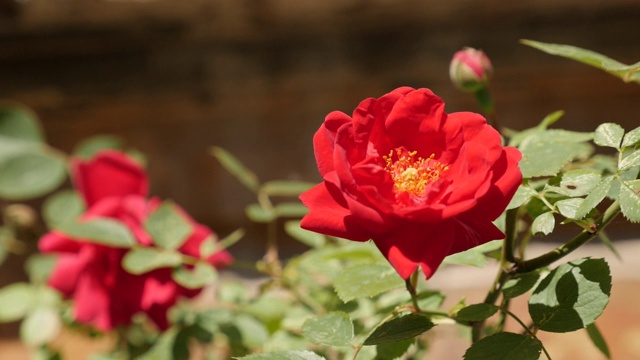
[449,47,493,92]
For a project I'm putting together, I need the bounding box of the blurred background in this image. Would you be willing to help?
[1,0,639,358]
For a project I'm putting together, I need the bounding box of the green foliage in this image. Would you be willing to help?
[618,179,640,222]
[443,240,503,268]
[502,272,541,300]
[302,312,354,347]
[59,217,136,248]
[261,180,315,197]
[463,332,542,360]
[237,351,326,360]
[211,146,260,192]
[172,262,218,289]
[20,307,61,346]
[122,247,183,275]
[586,323,610,359]
[364,314,435,345]
[73,135,124,159]
[521,39,640,84]
[144,201,193,250]
[574,176,614,220]
[334,263,404,303]
[516,129,593,178]
[528,258,611,333]
[43,190,86,228]
[0,283,33,322]
[455,304,500,322]
[530,211,554,235]
[284,220,326,248]
[0,104,44,142]
[0,151,67,200]
[594,123,625,149]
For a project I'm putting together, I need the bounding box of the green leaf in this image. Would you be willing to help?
[245,203,277,223]
[0,151,67,200]
[443,240,503,268]
[20,307,61,346]
[502,272,541,300]
[364,313,435,345]
[234,314,270,349]
[236,351,326,360]
[618,179,640,222]
[619,150,640,171]
[274,202,309,218]
[43,190,85,228]
[594,123,625,149]
[463,332,542,360]
[144,201,193,250]
[622,126,640,148]
[210,146,260,192]
[284,220,326,248]
[73,135,124,159]
[375,339,414,360]
[574,176,615,219]
[506,186,537,210]
[302,312,354,347]
[507,110,564,147]
[555,198,584,219]
[172,262,217,289]
[518,130,593,178]
[521,39,640,84]
[455,304,500,322]
[137,327,180,360]
[261,180,315,197]
[122,247,183,275]
[558,169,602,197]
[25,254,57,285]
[586,323,610,359]
[334,263,404,302]
[531,211,554,235]
[596,230,621,261]
[59,218,136,248]
[0,104,43,142]
[528,258,611,333]
[0,283,34,322]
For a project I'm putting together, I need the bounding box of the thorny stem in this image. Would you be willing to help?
[474,200,622,343]
[503,208,519,263]
[513,200,621,274]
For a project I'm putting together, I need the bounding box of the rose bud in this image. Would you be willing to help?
[449,47,493,92]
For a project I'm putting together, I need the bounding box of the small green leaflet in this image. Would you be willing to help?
[618,179,640,222]
[463,332,542,360]
[302,312,354,347]
[59,218,136,248]
[364,314,435,345]
[594,123,625,149]
[528,258,611,333]
[144,201,193,250]
[521,40,640,84]
[333,263,404,302]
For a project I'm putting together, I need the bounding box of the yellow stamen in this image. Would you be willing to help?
[383,149,449,202]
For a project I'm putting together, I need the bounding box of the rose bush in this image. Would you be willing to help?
[300,87,522,279]
[39,150,232,331]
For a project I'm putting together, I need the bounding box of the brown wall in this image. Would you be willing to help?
[1,0,640,251]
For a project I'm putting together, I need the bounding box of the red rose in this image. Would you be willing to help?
[300,87,522,279]
[39,150,232,331]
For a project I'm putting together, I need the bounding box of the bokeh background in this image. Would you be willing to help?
[1,0,639,359]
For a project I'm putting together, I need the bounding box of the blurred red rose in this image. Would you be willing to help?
[300,87,521,279]
[39,150,232,331]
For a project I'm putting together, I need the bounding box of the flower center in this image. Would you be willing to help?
[383,149,449,201]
